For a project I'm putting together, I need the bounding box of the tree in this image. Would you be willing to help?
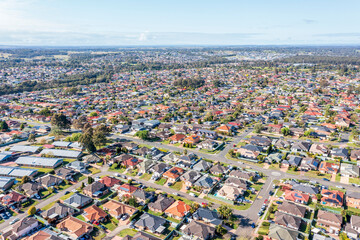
[73,115,88,129]
[0,120,9,131]
[254,123,263,134]
[21,175,31,184]
[51,113,71,130]
[281,127,290,136]
[81,182,85,189]
[79,128,96,153]
[28,133,36,143]
[190,203,199,214]
[88,176,94,184]
[215,225,227,236]
[89,112,98,117]
[218,205,233,220]
[135,130,149,140]
[20,123,25,130]
[28,206,36,215]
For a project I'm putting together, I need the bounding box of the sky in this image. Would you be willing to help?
[0,0,359,46]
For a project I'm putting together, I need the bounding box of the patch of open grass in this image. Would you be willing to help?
[140,173,152,181]
[118,229,138,237]
[155,178,166,185]
[170,181,183,191]
[88,167,101,174]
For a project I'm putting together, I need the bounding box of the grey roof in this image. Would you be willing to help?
[0,166,37,177]
[194,175,217,188]
[9,145,40,153]
[148,196,175,212]
[0,153,12,162]
[41,202,76,219]
[193,208,222,226]
[347,191,360,199]
[183,220,216,240]
[193,160,213,172]
[268,224,298,240]
[0,177,14,189]
[53,141,71,147]
[135,213,167,233]
[63,193,92,208]
[15,156,63,168]
[292,183,319,195]
[40,149,82,158]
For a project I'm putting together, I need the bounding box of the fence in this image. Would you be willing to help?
[207,193,234,205]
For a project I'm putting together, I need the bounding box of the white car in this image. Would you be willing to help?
[10,218,19,225]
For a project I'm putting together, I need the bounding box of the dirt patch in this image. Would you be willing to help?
[340,176,349,184]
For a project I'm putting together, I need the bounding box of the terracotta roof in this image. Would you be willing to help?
[164,200,191,218]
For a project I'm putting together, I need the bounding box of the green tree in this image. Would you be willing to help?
[20,123,25,130]
[28,206,36,215]
[135,130,149,140]
[21,175,31,184]
[218,205,233,220]
[254,123,263,134]
[79,128,96,153]
[0,120,9,131]
[88,176,94,184]
[215,225,227,236]
[51,113,71,130]
[28,133,36,143]
[281,127,290,136]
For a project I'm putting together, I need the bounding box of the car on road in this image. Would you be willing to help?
[251,223,255,228]
[276,201,282,204]
[322,178,330,181]
[189,193,197,197]
[65,191,70,195]
[269,191,274,196]
[167,182,172,186]
[173,192,180,196]
[336,185,344,189]
[264,199,268,204]
[9,218,19,225]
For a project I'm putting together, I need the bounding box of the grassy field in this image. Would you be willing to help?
[88,167,101,174]
[203,196,251,211]
[118,229,138,237]
[140,173,152,181]
[170,181,183,191]
[155,178,166,185]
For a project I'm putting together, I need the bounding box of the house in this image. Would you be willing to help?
[133,188,155,204]
[317,210,342,234]
[40,149,82,159]
[54,168,77,181]
[162,153,178,163]
[216,124,232,134]
[66,161,88,173]
[228,169,256,181]
[319,162,340,174]
[83,181,108,198]
[224,177,248,189]
[273,138,291,149]
[299,157,320,171]
[0,191,27,207]
[192,208,222,227]
[163,167,185,182]
[209,164,227,176]
[277,201,307,218]
[194,176,217,189]
[183,135,201,145]
[0,177,15,190]
[148,195,175,213]
[134,213,167,233]
[320,189,344,207]
[346,191,360,209]
[1,217,40,240]
[102,200,138,219]
[197,140,218,151]
[217,185,244,201]
[195,129,218,140]
[117,183,139,197]
[15,156,63,168]
[63,193,93,209]
[235,144,261,159]
[122,157,142,169]
[309,144,329,156]
[39,175,63,188]
[351,150,360,161]
[164,200,191,219]
[340,163,360,177]
[192,160,213,172]
[23,230,63,240]
[122,142,138,152]
[344,215,360,239]
[83,205,108,222]
[41,202,76,222]
[182,220,216,240]
[331,148,349,160]
[138,159,155,173]
[268,224,298,240]
[121,231,161,240]
[284,190,310,204]
[99,176,121,188]
[150,163,170,179]
[247,135,272,147]
[168,134,186,143]
[180,170,202,186]
[291,141,311,152]
[291,183,319,198]
[19,182,44,198]
[274,212,302,230]
[56,216,93,239]
[287,155,302,167]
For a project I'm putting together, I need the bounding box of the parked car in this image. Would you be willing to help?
[9,218,19,225]
[322,178,330,182]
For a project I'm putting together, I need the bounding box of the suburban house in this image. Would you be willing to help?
[228,169,256,181]
[284,190,310,204]
[148,195,175,213]
[194,175,217,189]
[346,191,360,209]
[183,135,201,145]
[274,212,302,230]
[340,163,360,177]
[83,205,108,223]
[309,144,329,156]
[235,144,261,159]
[209,164,227,176]
[182,220,216,240]
[19,182,44,198]
[268,224,299,240]
[38,175,63,188]
[133,188,155,204]
[83,182,108,198]
[120,231,161,240]
[330,148,349,160]
[117,184,139,198]
[319,162,340,174]
[162,167,185,182]
[164,200,191,219]
[344,215,360,239]
[180,170,202,186]
[1,217,40,240]
[63,193,93,209]
[277,201,307,218]
[320,189,344,207]
[192,160,213,172]
[192,208,222,227]
[102,200,138,219]
[317,210,343,234]
[54,168,77,181]
[56,216,93,239]
[299,157,320,171]
[217,185,244,202]
[41,202,76,222]
[99,176,122,188]
[134,213,167,234]
[0,191,28,207]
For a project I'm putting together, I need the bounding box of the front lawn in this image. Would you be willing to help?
[118,229,138,237]
[140,173,152,181]
[155,178,166,185]
[88,167,101,174]
[170,181,183,191]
